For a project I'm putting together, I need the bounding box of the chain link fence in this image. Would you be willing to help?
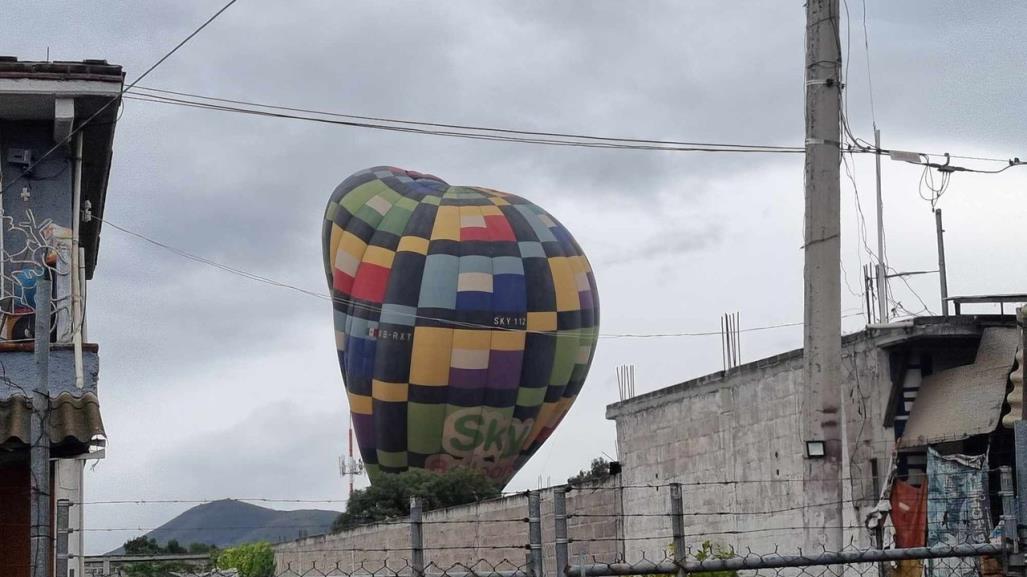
[84,543,1005,577]
[85,472,1015,577]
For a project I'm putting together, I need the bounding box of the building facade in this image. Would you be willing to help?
[0,57,123,577]
[606,315,1020,558]
[270,316,1021,570]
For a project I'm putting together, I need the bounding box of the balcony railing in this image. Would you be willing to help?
[1,209,82,345]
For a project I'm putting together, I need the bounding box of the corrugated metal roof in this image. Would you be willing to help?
[0,391,104,454]
[1002,342,1023,428]
[899,327,1019,448]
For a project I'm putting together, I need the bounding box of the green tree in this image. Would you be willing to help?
[164,539,186,554]
[217,542,276,577]
[567,457,611,485]
[189,542,217,554]
[332,468,500,532]
[120,538,217,576]
[123,536,163,555]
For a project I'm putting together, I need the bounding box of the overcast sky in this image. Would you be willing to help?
[3,1,1026,554]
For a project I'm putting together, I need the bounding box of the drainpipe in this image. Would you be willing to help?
[79,247,87,341]
[71,132,84,388]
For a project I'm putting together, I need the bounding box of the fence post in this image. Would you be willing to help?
[670,483,686,577]
[555,486,569,577]
[529,491,545,577]
[1000,466,1019,577]
[1016,422,1027,552]
[410,496,425,577]
[56,498,70,577]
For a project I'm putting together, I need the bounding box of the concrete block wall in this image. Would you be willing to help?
[275,332,906,574]
[606,334,894,559]
[274,478,622,575]
[273,518,409,574]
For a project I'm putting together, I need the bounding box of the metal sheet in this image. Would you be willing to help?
[0,391,104,453]
[900,328,1019,448]
[1002,343,1023,428]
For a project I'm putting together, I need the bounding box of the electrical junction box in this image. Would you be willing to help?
[7,148,32,167]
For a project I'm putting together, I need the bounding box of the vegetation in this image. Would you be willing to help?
[692,540,738,577]
[642,540,737,577]
[568,457,612,485]
[120,537,217,576]
[332,468,500,532]
[216,542,276,577]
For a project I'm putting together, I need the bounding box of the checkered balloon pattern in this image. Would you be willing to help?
[323,167,600,486]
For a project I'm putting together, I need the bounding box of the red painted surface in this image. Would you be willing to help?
[332,269,355,295]
[351,264,390,303]
[459,225,490,242]
[484,215,516,241]
[892,479,928,548]
[0,458,30,577]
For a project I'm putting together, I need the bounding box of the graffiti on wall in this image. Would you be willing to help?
[0,208,74,343]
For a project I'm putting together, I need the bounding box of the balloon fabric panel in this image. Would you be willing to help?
[323,167,599,487]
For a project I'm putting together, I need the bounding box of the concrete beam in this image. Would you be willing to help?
[53,97,74,144]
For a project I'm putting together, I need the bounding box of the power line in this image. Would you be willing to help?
[0,0,242,196]
[97,215,863,340]
[130,86,803,153]
[887,264,934,316]
[860,0,877,127]
[127,87,1026,172]
[123,91,805,155]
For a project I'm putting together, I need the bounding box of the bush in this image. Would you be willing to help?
[217,542,275,577]
[568,458,611,485]
[332,468,500,532]
[120,537,217,576]
[692,540,737,577]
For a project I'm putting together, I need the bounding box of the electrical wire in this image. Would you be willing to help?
[130,86,804,154]
[73,468,1002,507]
[126,88,1024,170]
[96,215,864,340]
[0,7,242,572]
[0,0,242,196]
[860,0,877,127]
[123,92,805,155]
[886,264,935,317]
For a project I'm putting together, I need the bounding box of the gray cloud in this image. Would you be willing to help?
[603,225,724,266]
[2,0,1025,555]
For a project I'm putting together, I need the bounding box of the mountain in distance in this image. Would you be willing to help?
[112,499,340,553]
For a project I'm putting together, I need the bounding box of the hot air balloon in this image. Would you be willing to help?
[323,166,599,487]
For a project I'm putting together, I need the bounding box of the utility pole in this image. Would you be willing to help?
[30,278,52,577]
[935,209,949,316]
[874,128,888,323]
[801,0,844,556]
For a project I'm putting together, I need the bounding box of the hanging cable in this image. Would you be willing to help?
[96,215,863,340]
[0,0,242,196]
[124,91,805,155]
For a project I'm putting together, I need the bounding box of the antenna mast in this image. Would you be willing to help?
[339,416,364,496]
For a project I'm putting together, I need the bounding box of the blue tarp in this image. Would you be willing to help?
[926,448,992,577]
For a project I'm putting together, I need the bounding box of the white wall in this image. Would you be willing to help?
[55,458,85,577]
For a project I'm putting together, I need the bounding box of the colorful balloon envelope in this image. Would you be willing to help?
[323,167,599,486]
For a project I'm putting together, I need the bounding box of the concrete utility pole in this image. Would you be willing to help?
[801,0,845,556]
[30,278,52,577]
[935,209,949,316]
[874,128,888,323]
